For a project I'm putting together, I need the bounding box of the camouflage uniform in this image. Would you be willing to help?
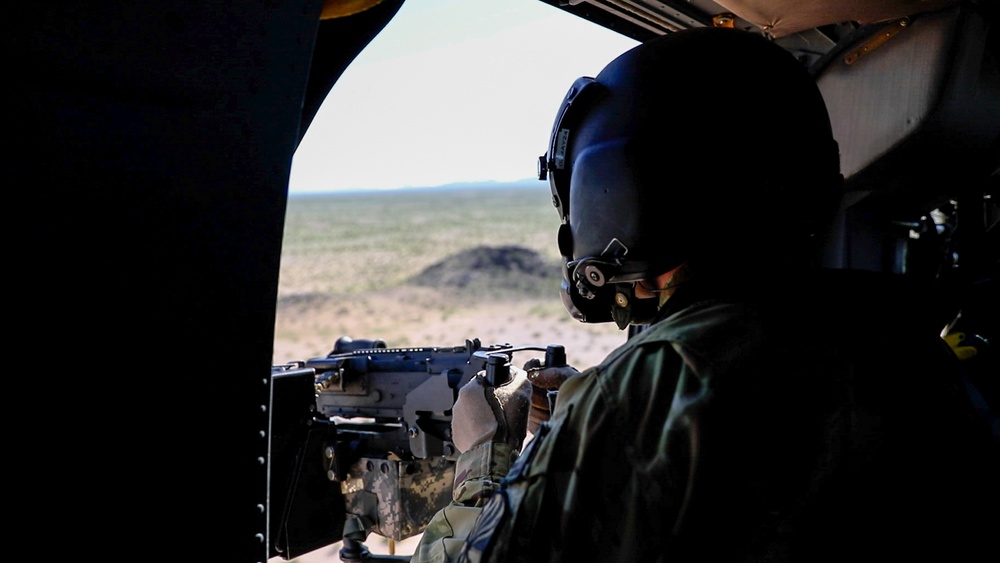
[413,441,519,562]
[414,277,999,562]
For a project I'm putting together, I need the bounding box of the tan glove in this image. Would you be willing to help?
[451,365,532,454]
[523,358,580,434]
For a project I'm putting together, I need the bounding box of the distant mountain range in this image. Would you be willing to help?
[289,178,544,196]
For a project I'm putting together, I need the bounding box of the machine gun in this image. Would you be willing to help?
[268,336,566,561]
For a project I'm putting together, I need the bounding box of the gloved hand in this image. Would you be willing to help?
[451,365,532,454]
[523,358,580,434]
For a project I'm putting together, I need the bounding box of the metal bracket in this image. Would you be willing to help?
[844,18,911,66]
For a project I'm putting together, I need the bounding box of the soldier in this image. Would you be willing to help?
[413,26,997,562]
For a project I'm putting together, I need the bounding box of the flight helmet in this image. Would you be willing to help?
[538,27,842,327]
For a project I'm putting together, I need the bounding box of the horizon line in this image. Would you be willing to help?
[287,177,545,196]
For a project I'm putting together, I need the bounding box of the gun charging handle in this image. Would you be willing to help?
[544,344,567,369]
[484,353,512,387]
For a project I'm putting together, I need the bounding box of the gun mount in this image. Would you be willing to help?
[268,337,564,560]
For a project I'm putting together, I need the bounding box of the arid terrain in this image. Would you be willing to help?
[273,250,628,370]
[270,186,628,561]
[273,186,628,369]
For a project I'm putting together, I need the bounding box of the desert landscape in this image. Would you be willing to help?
[270,184,628,561]
[273,184,628,370]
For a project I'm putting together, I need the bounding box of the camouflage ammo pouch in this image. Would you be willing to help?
[457,402,573,563]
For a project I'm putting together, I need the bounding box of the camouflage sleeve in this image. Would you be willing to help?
[411,441,518,563]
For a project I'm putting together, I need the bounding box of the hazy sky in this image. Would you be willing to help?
[288,0,638,193]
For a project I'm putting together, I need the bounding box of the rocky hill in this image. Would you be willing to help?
[409,245,560,296]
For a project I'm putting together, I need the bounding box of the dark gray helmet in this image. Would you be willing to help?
[538,27,843,327]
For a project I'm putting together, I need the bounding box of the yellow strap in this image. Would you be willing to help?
[943,332,978,360]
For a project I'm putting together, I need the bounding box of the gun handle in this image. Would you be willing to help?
[485,353,512,386]
[545,345,567,368]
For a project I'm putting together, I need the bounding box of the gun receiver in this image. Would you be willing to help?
[269,337,564,560]
[311,337,510,459]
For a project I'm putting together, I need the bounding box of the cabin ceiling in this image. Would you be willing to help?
[538,0,964,68]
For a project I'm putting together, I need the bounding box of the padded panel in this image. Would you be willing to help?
[817,5,998,188]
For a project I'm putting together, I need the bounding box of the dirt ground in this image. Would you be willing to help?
[273,283,629,370]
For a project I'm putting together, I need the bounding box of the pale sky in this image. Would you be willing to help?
[288,0,638,193]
